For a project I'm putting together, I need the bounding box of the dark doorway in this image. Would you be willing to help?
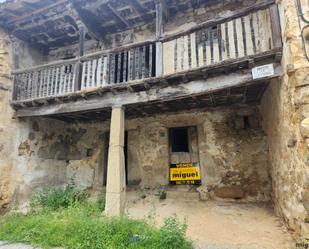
[169,127,190,153]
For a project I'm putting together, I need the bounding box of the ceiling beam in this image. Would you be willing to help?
[8,0,68,25]
[107,3,130,28]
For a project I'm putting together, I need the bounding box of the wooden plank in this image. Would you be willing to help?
[134,48,140,80]
[190,33,197,69]
[156,42,163,77]
[86,60,91,88]
[252,12,260,52]
[81,62,87,89]
[245,15,254,55]
[220,23,227,61]
[97,57,103,86]
[183,35,189,70]
[162,40,174,75]
[128,50,133,81]
[110,54,116,84]
[206,29,212,65]
[270,6,280,49]
[117,52,122,83]
[149,44,153,77]
[141,46,146,79]
[92,59,97,87]
[123,51,128,82]
[236,17,245,58]
[227,20,236,59]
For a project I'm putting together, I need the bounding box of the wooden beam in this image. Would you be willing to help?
[107,3,130,28]
[15,65,282,117]
[8,0,68,25]
[155,0,164,39]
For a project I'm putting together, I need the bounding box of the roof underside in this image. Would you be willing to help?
[0,0,217,50]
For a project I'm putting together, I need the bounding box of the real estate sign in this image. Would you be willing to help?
[169,162,201,185]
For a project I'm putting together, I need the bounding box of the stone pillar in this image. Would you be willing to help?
[104,106,126,216]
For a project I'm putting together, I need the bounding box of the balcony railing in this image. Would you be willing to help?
[11,3,281,103]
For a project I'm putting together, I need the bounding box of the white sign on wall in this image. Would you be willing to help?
[252,64,275,79]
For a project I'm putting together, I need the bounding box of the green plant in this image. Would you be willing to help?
[31,183,87,211]
[156,215,191,249]
[95,191,106,212]
[0,207,193,249]
[159,191,166,200]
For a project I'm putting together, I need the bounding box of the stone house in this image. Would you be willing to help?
[0,0,308,238]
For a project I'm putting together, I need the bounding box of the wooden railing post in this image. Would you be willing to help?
[10,35,19,100]
[155,0,164,77]
[269,4,282,49]
[74,21,85,92]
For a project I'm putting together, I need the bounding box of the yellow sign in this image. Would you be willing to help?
[169,163,201,185]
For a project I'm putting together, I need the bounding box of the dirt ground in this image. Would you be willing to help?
[126,191,295,249]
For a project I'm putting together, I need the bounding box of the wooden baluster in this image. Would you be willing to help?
[67,66,72,93]
[86,61,92,89]
[110,54,116,84]
[54,67,59,95]
[50,67,55,96]
[245,15,254,56]
[97,57,103,86]
[220,23,227,61]
[205,28,213,66]
[233,19,239,58]
[217,24,223,62]
[59,65,65,95]
[123,51,128,82]
[149,44,153,77]
[213,26,220,63]
[252,12,259,52]
[188,34,192,69]
[141,46,146,79]
[183,35,189,70]
[64,65,68,93]
[241,17,247,57]
[227,20,236,58]
[26,72,31,100]
[236,17,245,58]
[81,62,86,89]
[117,52,122,83]
[128,50,132,81]
[135,48,139,80]
[101,56,106,86]
[92,59,97,87]
[71,64,76,93]
[105,55,110,85]
[210,28,214,64]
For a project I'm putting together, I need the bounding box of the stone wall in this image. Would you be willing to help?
[0,28,15,213]
[260,0,309,237]
[126,107,270,202]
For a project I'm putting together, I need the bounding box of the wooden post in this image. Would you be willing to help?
[155,0,164,40]
[74,21,85,91]
[105,106,126,216]
[155,0,164,77]
[10,35,19,70]
[10,35,19,100]
[269,4,282,49]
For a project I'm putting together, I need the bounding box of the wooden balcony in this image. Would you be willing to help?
[11,2,282,119]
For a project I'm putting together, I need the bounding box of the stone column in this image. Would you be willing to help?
[104,106,126,216]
